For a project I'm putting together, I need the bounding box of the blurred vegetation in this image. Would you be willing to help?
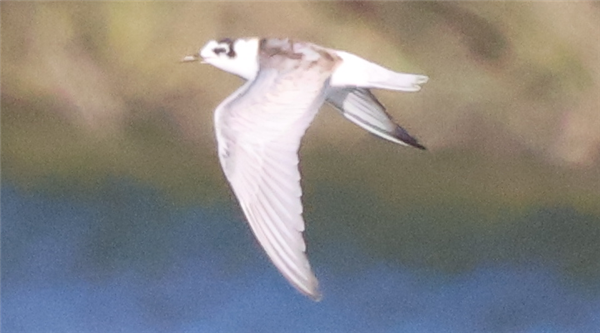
[2,2,600,283]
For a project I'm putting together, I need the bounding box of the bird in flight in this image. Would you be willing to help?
[183,37,428,300]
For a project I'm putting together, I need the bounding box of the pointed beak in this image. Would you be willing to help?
[181,53,201,63]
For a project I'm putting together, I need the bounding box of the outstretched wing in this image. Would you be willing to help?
[326,87,426,149]
[214,66,329,300]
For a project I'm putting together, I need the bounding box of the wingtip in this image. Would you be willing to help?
[393,126,427,150]
[412,142,427,150]
[307,291,323,302]
[297,276,322,301]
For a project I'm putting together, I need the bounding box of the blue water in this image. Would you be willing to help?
[2,182,599,332]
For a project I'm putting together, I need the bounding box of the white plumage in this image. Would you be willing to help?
[184,37,428,300]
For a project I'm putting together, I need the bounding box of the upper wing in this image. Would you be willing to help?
[214,67,328,300]
[326,87,426,149]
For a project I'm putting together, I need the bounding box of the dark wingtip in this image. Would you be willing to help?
[411,141,427,150]
[394,126,427,150]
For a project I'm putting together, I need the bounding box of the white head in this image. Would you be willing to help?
[183,38,260,80]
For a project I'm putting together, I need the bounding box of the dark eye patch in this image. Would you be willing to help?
[213,47,227,55]
[215,38,237,58]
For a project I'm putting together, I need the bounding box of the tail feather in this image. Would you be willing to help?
[330,51,428,92]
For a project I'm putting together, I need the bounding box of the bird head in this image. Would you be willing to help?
[183,37,259,80]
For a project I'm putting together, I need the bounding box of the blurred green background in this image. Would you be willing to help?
[2,2,600,331]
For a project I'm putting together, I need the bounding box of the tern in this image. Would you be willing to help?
[184,37,428,300]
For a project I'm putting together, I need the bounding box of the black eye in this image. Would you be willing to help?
[214,47,227,55]
[215,38,237,58]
